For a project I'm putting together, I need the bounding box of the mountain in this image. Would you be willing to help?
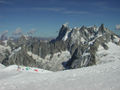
[0,24,120,71]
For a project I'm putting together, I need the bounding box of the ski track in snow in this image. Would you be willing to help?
[0,42,120,90]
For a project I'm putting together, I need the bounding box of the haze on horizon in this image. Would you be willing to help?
[0,0,120,37]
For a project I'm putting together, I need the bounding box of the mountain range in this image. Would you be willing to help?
[0,24,120,71]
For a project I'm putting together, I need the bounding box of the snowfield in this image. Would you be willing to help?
[0,42,120,90]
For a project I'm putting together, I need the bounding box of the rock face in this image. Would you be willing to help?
[1,24,120,71]
[0,44,11,63]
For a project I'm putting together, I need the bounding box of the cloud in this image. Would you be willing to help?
[91,1,120,12]
[4,6,89,15]
[32,7,89,15]
[1,30,8,36]
[91,1,108,7]
[64,11,88,14]
[0,30,8,40]
[12,27,23,36]
[116,24,120,30]
[32,7,65,12]
[0,0,12,5]
[102,7,120,12]
[27,29,36,35]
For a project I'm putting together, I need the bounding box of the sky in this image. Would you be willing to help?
[0,0,120,37]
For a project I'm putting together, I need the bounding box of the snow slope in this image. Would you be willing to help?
[96,42,120,64]
[0,64,5,69]
[0,42,120,90]
[0,45,11,54]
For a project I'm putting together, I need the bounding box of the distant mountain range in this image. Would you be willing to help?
[0,24,120,71]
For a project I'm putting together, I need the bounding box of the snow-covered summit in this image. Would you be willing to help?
[56,24,115,45]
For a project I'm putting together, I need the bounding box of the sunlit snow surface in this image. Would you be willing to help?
[0,42,120,90]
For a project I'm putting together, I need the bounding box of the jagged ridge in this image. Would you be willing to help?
[0,24,120,71]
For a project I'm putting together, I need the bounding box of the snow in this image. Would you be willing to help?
[89,34,94,39]
[27,51,71,71]
[63,22,69,27]
[73,27,80,30]
[96,42,120,64]
[23,35,28,40]
[9,47,21,58]
[27,51,43,61]
[0,56,120,90]
[2,40,8,46]
[0,42,120,90]
[82,52,90,57]
[84,29,88,34]
[0,45,11,55]
[0,64,5,69]
[2,65,52,73]
[62,30,71,41]
[14,47,21,52]
[81,37,85,44]
[113,35,120,43]
[88,34,102,45]
[27,51,71,62]
[0,45,11,52]
[71,30,81,45]
[45,50,71,71]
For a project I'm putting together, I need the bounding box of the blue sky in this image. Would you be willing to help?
[0,0,120,37]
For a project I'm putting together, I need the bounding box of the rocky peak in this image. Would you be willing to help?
[56,23,70,41]
[80,25,86,30]
[17,35,29,45]
[98,24,107,34]
[100,24,104,29]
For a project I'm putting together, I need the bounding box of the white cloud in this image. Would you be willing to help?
[27,29,36,35]
[2,30,8,34]
[32,7,65,12]
[1,30,8,36]
[0,30,8,40]
[91,1,108,7]
[2,6,89,15]
[116,24,120,30]
[63,11,88,14]
[32,7,89,15]
[12,27,22,36]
